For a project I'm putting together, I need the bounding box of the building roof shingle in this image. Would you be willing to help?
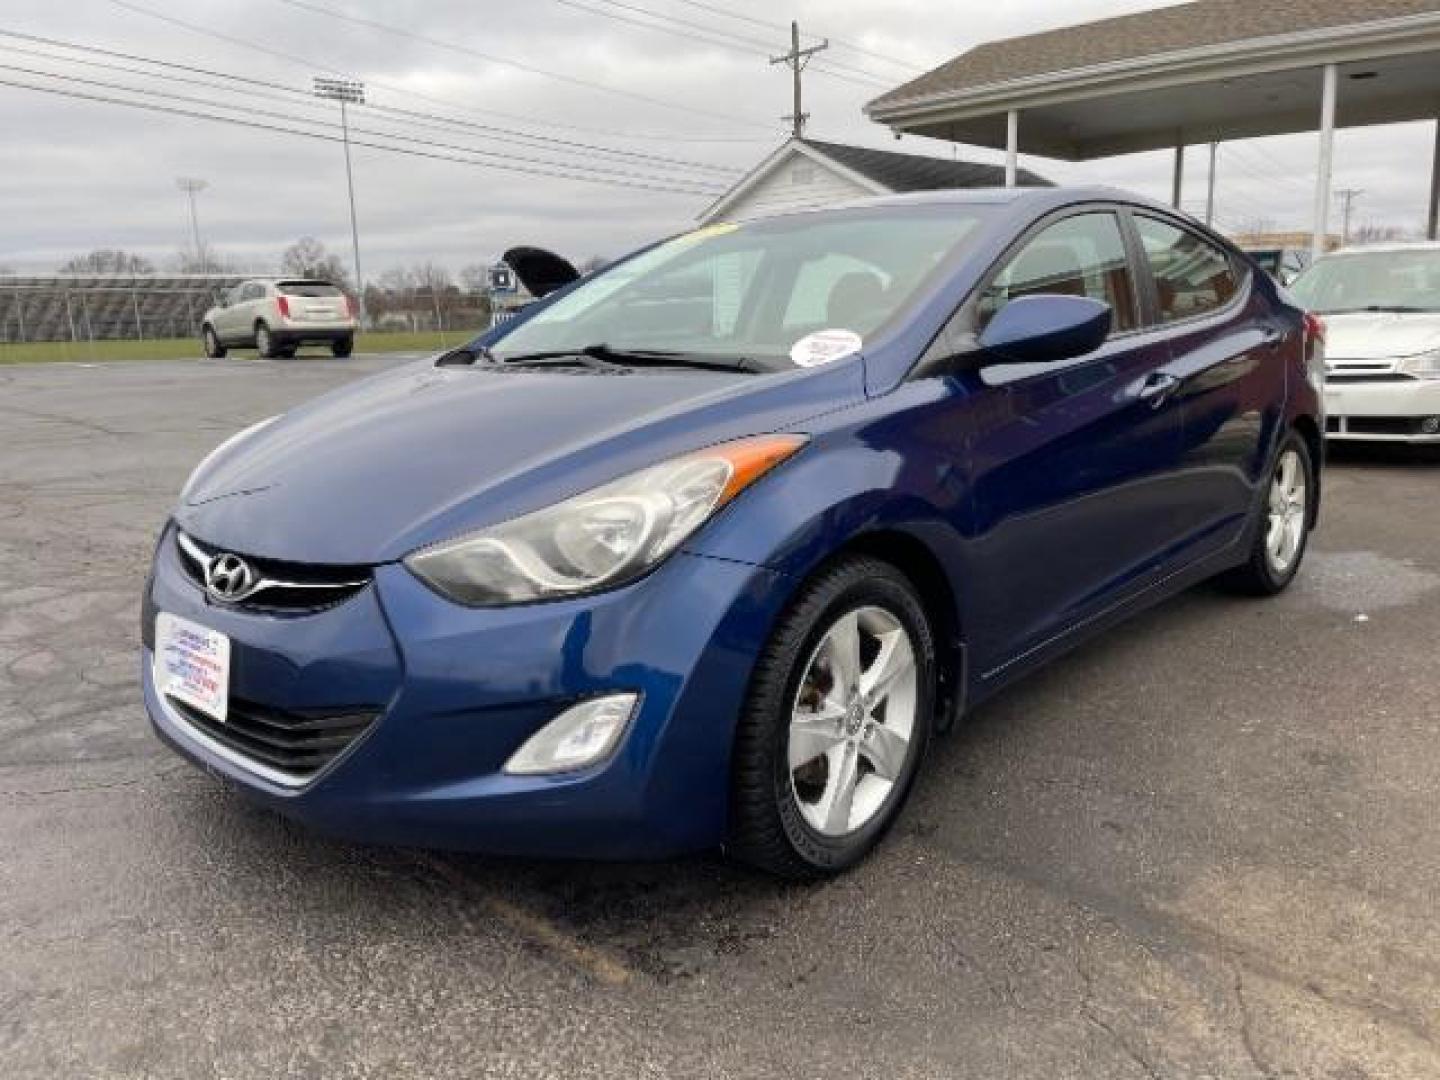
[802,138,1049,190]
[869,0,1440,111]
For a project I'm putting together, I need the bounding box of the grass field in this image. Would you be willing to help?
[0,331,465,365]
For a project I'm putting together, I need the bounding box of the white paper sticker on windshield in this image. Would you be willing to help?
[790,329,862,368]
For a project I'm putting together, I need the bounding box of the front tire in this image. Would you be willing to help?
[728,556,936,879]
[202,325,226,359]
[1219,430,1315,595]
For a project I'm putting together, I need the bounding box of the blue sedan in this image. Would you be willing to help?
[142,188,1324,878]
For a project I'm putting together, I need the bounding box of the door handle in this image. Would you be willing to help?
[1134,372,1180,408]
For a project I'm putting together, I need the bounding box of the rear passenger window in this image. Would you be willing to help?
[1135,216,1240,322]
[978,212,1138,335]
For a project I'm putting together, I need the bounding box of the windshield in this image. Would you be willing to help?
[490,206,990,370]
[1289,250,1440,313]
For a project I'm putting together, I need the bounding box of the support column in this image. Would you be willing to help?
[1171,142,1184,208]
[1313,63,1338,258]
[1004,109,1019,187]
[1205,142,1218,226]
[1428,116,1438,241]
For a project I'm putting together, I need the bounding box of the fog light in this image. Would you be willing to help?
[1421,417,1440,435]
[504,693,638,775]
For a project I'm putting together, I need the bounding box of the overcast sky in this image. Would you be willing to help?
[1,0,1435,277]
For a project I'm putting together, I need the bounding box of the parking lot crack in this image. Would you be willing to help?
[1232,962,1274,1079]
[1074,953,1162,1080]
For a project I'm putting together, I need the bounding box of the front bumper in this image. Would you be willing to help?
[1323,379,1440,442]
[142,525,790,858]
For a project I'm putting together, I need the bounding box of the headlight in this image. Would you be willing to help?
[404,433,807,605]
[1398,350,1440,380]
[180,415,280,499]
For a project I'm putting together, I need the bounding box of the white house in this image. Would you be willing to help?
[698,137,1049,224]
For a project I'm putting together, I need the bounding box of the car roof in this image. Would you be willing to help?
[1317,241,1440,258]
[750,185,1199,225]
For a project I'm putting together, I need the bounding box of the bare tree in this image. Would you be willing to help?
[1351,221,1417,244]
[170,243,239,275]
[279,237,351,289]
[458,263,491,294]
[58,249,156,274]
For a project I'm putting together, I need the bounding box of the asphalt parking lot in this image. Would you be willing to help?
[3,354,1438,1079]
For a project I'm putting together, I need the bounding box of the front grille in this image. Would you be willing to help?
[1337,416,1434,435]
[175,530,370,613]
[166,694,379,781]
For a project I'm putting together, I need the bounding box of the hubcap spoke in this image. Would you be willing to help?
[861,723,910,781]
[860,629,914,704]
[815,743,860,835]
[824,611,863,693]
[788,708,847,770]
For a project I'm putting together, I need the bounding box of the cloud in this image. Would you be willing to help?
[0,0,1431,277]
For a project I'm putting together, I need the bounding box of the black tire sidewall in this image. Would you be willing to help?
[761,563,935,873]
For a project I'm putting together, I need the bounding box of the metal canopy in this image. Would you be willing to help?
[872,49,1440,160]
[865,4,1440,247]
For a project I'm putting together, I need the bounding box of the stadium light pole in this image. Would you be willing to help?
[176,177,209,273]
[313,76,366,325]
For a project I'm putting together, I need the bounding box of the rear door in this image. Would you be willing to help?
[1129,213,1287,562]
[956,209,1190,676]
[215,282,252,341]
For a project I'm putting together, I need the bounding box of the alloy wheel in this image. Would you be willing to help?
[788,605,919,837]
[1265,447,1307,574]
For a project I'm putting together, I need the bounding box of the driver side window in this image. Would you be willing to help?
[978,212,1138,335]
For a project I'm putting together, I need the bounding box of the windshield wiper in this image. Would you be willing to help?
[494,343,753,373]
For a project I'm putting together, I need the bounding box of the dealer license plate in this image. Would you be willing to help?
[154,612,230,723]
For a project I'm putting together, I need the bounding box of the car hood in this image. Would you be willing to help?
[1322,311,1440,360]
[175,358,863,565]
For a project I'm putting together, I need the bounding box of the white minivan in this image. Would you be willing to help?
[202,279,357,359]
[1289,243,1440,442]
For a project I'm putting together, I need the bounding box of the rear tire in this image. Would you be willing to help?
[1219,430,1315,595]
[331,335,354,358]
[255,323,279,359]
[202,325,226,359]
[728,556,935,880]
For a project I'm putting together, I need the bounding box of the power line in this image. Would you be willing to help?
[0,30,741,176]
[0,73,728,197]
[550,0,892,87]
[0,62,728,193]
[96,1,768,144]
[661,0,926,73]
[269,0,777,127]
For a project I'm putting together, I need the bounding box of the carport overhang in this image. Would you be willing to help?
[866,11,1440,250]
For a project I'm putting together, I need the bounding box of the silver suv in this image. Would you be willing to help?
[202,279,357,359]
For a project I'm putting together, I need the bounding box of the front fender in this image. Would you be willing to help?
[683,406,977,641]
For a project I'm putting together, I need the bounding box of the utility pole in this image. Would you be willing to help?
[1335,187,1364,245]
[176,177,208,273]
[313,76,367,324]
[769,22,828,138]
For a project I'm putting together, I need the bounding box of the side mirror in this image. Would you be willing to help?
[977,294,1112,365]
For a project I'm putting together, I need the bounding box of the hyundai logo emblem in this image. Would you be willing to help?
[205,552,257,602]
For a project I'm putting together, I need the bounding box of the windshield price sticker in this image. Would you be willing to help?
[791,329,862,368]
